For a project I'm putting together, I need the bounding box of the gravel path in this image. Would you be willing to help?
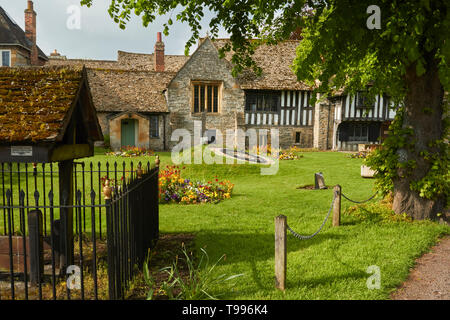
[391,236,450,300]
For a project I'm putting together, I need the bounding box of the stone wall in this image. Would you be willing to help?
[2,47,31,66]
[166,38,245,149]
[244,125,314,149]
[314,101,336,150]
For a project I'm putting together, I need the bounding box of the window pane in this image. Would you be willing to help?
[213,86,218,113]
[150,116,159,137]
[246,93,255,112]
[2,51,10,67]
[200,85,205,112]
[194,85,199,113]
[271,95,278,112]
[257,95,263,111]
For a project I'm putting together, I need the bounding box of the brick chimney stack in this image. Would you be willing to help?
[24,1,39,65]
[154,32,165,72]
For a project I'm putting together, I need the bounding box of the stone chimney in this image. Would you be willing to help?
[50,49,60,57]
[24,1,39,65]
[154,32,165,72]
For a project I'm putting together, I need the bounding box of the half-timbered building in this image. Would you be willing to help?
[42,31,396,151]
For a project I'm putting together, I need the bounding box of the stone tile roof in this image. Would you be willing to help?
[0,66,83,142]
[86,69,175,113]
[47,51,189,73]
[117,51,189,72]
[210,38,313,91]
[0,6,48,61]
[47,58,119,69]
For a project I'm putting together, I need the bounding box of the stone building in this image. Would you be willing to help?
[43,29,395,151]
[0,1,48,67]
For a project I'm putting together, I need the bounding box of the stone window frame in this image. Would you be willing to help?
[191,80,223,114]
[1,50,11,67]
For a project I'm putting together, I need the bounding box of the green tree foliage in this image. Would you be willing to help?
[80,0,449,218]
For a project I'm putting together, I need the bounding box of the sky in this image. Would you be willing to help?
[0,0,229,60]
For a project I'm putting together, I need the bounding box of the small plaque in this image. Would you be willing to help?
[11,146,33,157]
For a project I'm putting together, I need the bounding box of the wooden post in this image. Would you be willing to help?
[59,159,74,273]
[28,210,43,286]
[333,184,341,227]
[275,215,287,291]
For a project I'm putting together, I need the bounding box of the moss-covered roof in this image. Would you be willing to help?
[0,66,83,143]
[209,38,314,91]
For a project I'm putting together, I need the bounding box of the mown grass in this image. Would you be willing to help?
[153,149,449,300]
[1,148,448,300]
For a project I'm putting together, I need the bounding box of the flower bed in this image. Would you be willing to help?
[350,151,369,159]
[248,145,303,160]
[106,146,154,157]
[159,166,234,204]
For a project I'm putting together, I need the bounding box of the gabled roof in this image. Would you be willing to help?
[86,68,175,113]
[209,38,313,91]
[0,6,48,61]
[0,66,102,143]
[166,37,235,89]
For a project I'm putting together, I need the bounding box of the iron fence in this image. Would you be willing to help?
[0,160,159,300]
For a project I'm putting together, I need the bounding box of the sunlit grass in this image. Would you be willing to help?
[1,147,448,300]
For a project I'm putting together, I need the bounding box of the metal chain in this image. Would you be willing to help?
[341,192,377,204]
[286,191,337,240]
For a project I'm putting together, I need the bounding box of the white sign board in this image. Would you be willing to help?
[11,146,33,157]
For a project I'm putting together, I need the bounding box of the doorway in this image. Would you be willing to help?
[121,119,137,147]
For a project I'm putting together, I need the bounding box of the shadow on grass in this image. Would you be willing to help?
[196,230,347,265]
[286,270,367,291]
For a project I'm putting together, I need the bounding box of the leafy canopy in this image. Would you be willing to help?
[80,0,449,102]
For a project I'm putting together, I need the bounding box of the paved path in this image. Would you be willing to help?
[391,236,450,300]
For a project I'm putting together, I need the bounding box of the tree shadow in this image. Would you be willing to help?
[194,229,347,265]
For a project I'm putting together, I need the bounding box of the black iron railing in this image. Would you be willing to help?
[0,160,159,300]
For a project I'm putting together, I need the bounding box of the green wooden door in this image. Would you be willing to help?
[121,119,136,147]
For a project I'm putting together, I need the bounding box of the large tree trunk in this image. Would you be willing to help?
[392,58,446,220]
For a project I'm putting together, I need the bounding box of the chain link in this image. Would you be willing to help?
[341,192,377,204]
[286,191,337,240]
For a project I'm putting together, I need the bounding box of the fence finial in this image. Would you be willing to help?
[137,163,143,179]
[155,155,160,168]
[103,179,112,200]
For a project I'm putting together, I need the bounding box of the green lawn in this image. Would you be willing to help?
[1,148,448,300]
[153,149,449,300]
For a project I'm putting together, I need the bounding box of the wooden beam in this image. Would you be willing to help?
[50,144,93,162]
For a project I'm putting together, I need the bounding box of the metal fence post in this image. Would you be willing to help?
[275,215,287,291]
[333,185,341,227]
[103,179,115,300]
[28,209,43,286]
